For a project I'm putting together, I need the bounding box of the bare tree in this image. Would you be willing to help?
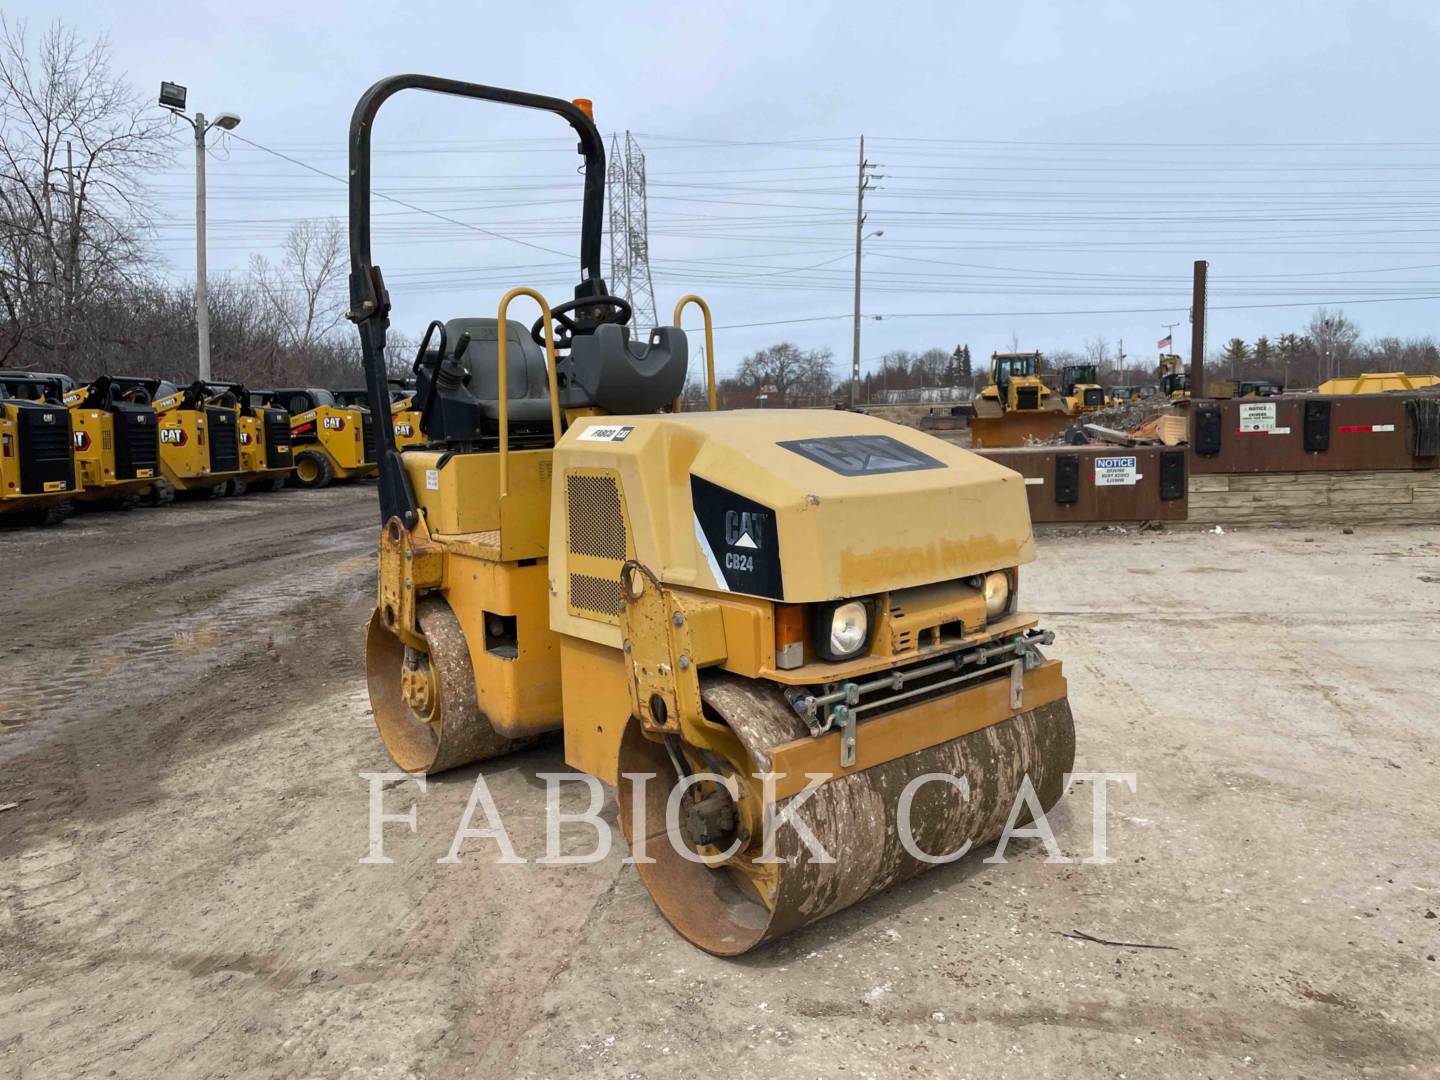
[1306,308,1360,383]
[737,342,835,406]
[1083,336,1112,373]
[250,218,348,351]
[0,16,172,366]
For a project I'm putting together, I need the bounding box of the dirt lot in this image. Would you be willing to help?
[2,489,1438,1079]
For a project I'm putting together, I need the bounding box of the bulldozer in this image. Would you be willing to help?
[61,376,162,506]
[265,387,377,488]
[1059,363,1105,415]
[0,372,76,525]
[968,351,1070,447]
[352,76,1075,956]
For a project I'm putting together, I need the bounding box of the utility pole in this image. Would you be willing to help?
[1189,260,1208,397]
[850,138,882,407]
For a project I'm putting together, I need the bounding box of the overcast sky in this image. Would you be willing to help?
[21,0,1440,377]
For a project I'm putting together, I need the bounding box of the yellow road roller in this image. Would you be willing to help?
[61,376,162,506]
[351,76,1075,955]
[267,387,377,488]
[0,372,76,525]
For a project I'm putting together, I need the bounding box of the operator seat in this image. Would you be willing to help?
[424,317,690,441]
[565,323,688,415]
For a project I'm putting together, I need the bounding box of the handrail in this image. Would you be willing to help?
[495,286,563,496]
[672,294,717,412]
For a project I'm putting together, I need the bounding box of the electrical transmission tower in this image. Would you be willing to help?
[606,131,659,333]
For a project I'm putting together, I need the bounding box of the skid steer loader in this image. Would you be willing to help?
[267,387,377,488]
[969,352,1070,447]
[352,76,1075,956]
[143,379,244,499]
[61,376,162,506]
[334,380,426,450]
[0,372,76,525]
[203,381,294,494]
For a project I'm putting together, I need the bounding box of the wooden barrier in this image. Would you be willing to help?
[977,445,1188,524]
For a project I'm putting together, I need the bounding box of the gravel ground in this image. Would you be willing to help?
[2,489,1438,1078]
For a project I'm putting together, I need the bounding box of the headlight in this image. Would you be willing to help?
[982,570,1012,617]
[812,599,873,661]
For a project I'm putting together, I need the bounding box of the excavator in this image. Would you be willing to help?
[968,351,1070,447]
[1058,362,1106,415]
[352,76,1075,955]
[0,372,76,525]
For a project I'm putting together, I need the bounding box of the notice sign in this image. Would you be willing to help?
[1094,455,1141,486]
[1238,402,1277,432]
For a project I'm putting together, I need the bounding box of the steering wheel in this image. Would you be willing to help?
[530,295,632,350]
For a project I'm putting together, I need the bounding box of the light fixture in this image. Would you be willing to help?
[159,81,187,110]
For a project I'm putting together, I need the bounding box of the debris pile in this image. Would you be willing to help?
[1036,400,1187,448]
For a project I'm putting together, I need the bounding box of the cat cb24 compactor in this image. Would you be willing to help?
[0,372,76,525]
[352,76,1076,956]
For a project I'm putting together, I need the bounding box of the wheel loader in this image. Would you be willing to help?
[968,351,1070,447]
[0,372,76,526]
[266,387,377,488]
[350,76,1075,956]
[60,376,162,506]
[1059,363,1105,415]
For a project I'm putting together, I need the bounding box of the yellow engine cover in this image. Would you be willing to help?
[548,409,1034,647]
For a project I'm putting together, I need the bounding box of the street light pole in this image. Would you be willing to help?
[194,112,210,382]
[161,84,240,383]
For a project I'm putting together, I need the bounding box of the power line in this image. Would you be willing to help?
[223,131,578,261]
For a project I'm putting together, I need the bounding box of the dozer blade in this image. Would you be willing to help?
[617,673,1075,956]
[366,595,518,773]
[969,409,1071,448]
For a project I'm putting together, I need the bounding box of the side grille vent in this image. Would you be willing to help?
[569,574,623,616]
[566,471,629,623]
[567,473,627,559]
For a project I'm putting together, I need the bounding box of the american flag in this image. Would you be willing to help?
[1157,334,1172,349]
